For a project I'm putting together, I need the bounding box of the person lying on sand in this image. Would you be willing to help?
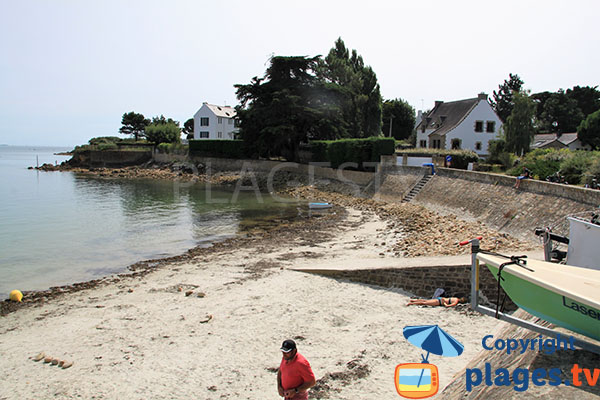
[406,296,467,307]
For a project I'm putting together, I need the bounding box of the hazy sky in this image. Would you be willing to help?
[1,0,598,146]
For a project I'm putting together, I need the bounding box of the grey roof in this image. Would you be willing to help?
[204,103,236,118]
[532,133,578,148]
[415,97,479,136]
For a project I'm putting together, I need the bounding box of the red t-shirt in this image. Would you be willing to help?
[279,352,315,391]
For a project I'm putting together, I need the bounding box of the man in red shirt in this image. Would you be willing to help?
[277,339,316,400]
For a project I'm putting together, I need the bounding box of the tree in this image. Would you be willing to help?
[144,115,181,145]
[317,38,382,138]
[578,109,600,150]
[503,91,536,155]
[382,98,415,140]
[491,73,524,123]
[150,115,179,126]
[566,85,600,118]
[235,56,345,161]
[119,111,149,141]
[183,118,194,140]
[539,89,584,133]
[145,121,181,145]
[530,91,552,128]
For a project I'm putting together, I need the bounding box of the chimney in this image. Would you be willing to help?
[434,100,443,108]
[478,93,488,101]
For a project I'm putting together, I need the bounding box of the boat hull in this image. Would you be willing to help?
[480,255,600,341]
[308,202,332,209]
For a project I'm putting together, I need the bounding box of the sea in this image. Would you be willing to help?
[0,145,301,299]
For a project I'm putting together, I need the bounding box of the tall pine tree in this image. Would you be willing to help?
[318,38,382,138]
[491,73,524,123]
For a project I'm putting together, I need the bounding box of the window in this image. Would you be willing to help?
[451,138,461,150]
[199,131,209,138]
[475,142,482,150]
[228,119,233,125]
[419,140,427,148]
[200,117,209,126]
[228,132,233,139]
[218,117,223,124]
[217,132,222,138]
[432,139,441,149]
[486,121,496,133]
[475,121,483,132]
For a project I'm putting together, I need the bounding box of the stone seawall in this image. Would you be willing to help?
[409,167,600,241]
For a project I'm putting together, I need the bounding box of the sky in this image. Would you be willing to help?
[1,0,599,147]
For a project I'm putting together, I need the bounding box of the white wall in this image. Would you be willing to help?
[445,100,502,156]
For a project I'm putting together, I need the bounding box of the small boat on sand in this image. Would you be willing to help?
[308,202,332,210]
[478,252,600,341]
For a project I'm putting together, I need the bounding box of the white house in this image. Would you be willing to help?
[531,133,591,151]
[193,103,238,140]
[415,93,502,157]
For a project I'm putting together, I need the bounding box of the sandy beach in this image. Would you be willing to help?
[0,186,536,400]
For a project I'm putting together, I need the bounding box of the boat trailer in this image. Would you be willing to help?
[462,237,600,355]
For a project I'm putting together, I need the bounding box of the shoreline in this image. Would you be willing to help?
[0,196,347,316]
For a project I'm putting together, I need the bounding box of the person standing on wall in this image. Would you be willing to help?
[277,339,316,400]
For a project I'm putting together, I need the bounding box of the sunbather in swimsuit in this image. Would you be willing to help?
[406,297,466,307]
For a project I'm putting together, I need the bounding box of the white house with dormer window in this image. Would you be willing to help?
[193,103,238,140]
[415,93,502,157]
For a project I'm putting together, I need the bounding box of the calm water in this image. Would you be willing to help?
[0,146,300,299]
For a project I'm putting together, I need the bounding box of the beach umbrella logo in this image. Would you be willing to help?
[394,325,464,399]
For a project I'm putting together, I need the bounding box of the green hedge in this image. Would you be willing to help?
[189,139,246,159]
[308,137,395,170]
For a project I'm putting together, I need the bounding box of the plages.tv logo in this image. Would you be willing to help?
[395,325,464,399]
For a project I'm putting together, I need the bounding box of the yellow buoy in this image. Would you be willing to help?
[9,290,23,302]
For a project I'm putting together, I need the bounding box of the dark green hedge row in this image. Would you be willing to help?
[189,139,246,159]
[308,137,395,170]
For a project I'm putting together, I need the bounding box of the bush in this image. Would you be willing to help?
[508,149,563,178]
[560,151,594,185]
[583,157,600,186]
[189,140,246,159]
[508,149,600,184]
[308,137,395,170]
